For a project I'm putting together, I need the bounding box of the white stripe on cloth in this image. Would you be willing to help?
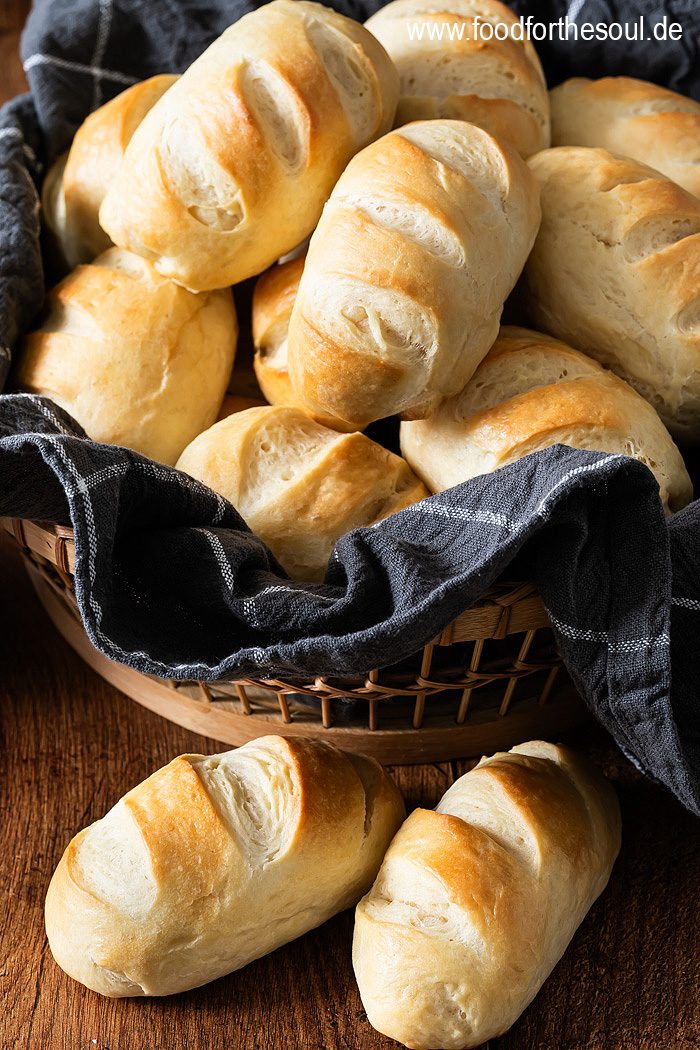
[242,583,336,626]
[567,0,588,22]
[371,455,625,540]
[416,500,525,535]
[23,53,138,87]
[547,609,670,653]
[252,583,335,602]
[196,528,235,591]
[29,432,230,673]
[672,596,700,611]
[22,398,229,519]
[26,394,76,437]
[23,398,234,662]
[535,455,625,519]
[196,534,339,623]
[92,0,114,110]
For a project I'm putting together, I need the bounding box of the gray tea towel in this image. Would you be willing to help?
[1,0,699,817]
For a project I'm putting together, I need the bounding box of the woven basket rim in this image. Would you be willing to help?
[1,516,549,641]
[6,514,589,761]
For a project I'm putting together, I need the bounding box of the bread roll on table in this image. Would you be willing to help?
[176,405,429,581]
[400,326,693,514]
[99,0,399,291]
[45,735,406,997]
[524,147,700,442]
[550,76,700,200]
[353,741,621,1050]
[13,247,237,465]
[365,0,550,158]
[42,74,178,273]
[287,119,541,430]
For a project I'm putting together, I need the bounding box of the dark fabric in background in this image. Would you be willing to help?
[0,0,699,815]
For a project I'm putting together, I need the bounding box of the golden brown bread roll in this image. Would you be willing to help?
[400,326,693,514]
[41,74,178,273]
[353,741,621,1050]
[524,147,700,443]
[287,119,541,430]
[99,0,399,291]
[252,257,352,431]
[252,257,306,409]
[175,405,429,581]
[13,248,237,465]
[45,735,406,997]
[550,76,700,200]
[365,0,550,158]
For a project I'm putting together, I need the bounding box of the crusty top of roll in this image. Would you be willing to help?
[41,74,178,273]
[524,146,700,442]
[287,119,541,430]
[45,736,406,997]
[353,741,621,1050]
[176,405,429,581]
[365,0,550,157]
[13,247,237,465]
[400,326,693,514]
[550,76,700,200]
[99,0,399,291]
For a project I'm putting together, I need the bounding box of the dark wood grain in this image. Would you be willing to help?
[2,532,700,1050]
[0,0,28,100]
[1,8,699,1049]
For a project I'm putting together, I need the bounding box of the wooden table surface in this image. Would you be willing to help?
[1,5,699,1049]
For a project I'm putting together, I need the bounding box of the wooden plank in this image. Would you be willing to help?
[1,530,699,1050]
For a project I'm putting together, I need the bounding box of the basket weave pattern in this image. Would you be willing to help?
[4,518,590,761]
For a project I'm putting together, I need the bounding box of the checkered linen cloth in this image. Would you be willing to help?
[1,0,699,816]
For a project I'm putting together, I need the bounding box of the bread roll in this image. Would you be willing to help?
[99,0,399,291]
[13,247,237,465]
[45,735,406,997]
[287,120,541,430]
[252,257,352,431]
[252,257,305,409]
[365,0,550,158]
[42,74,178,272]
[400,326,693,514]
[353,741,621,1050]
[550,77,700,200]
[175,405,429,581]
[524,147,700,442]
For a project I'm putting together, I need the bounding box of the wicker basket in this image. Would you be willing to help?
[4,516,590,762]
